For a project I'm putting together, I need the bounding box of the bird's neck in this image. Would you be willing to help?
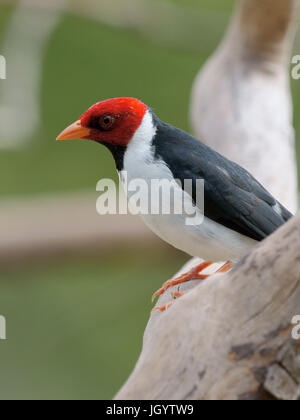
[102,143,127,171]
[104,110,158,173]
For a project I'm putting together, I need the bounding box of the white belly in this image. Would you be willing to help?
[140,212,257,263]
[121,163,257,263]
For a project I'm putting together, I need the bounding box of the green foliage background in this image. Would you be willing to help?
[0,1,299,399]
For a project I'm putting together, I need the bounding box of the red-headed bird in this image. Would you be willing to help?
[57,98,292,310]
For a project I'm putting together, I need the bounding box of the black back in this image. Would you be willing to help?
[151,114,292,241]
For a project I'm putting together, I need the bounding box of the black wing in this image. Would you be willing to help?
[153,118,292,241]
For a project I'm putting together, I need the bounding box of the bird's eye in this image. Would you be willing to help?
[99,115,115,131]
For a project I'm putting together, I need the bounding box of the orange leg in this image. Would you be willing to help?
[151,301,174,314]
[216,261,232,273]
[171,291,184,298]
[151,261,232,312]
[151,291,185,313]
[152,261,213,302]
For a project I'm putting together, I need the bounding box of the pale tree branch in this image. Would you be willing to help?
[116,214,300,400]
[232,0,298,60]
[191,0,299,213]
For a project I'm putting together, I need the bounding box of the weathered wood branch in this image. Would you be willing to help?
[116,214,300,400]
[234,0,298,59]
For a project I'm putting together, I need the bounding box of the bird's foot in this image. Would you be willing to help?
[151,261,232,308]
[151,261,213,302]
[215,261,232,274]
[151,301,175,313]
[151,291,184,313]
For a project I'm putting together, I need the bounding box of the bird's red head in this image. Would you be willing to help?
[57,98,148,146]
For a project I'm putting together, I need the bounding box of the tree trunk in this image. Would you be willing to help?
[191,0,299,213]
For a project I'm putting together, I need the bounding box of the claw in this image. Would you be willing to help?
[171,291,184,298]
[151,301,174,313]
[151,261,233,315]
[152,261,214,302]
[216,261,232,273]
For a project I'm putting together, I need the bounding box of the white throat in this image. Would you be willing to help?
[120,111,174,200]
[121,111,171,180]
[125,110,157,162]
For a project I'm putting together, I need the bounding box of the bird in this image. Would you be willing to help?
[57,97,293,311]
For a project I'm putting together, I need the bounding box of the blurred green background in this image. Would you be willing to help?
[0,0,299,400]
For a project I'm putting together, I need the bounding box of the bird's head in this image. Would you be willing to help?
[57,97,148,146]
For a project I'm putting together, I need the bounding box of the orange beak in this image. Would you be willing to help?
[56,120,92,141]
